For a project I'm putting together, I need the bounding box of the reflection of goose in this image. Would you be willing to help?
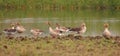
[69,23,86,34]
[30,28,43,36]
[55,23,69,32]
[15,22,26,33]
[3,24,16,35]
[46,22,62,38]
[102,23,111,37]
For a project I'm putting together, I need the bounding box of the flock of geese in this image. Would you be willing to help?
[2,21,111,38]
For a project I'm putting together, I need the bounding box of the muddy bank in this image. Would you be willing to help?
[1,35,120,41]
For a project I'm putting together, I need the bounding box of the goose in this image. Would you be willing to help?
[55,23,69,32]
[102,23,111,38]
[30,28,44,36]
[69,23,86,34]
[3,24,17,36]
[46,22,63,38]
[15,22,26,33]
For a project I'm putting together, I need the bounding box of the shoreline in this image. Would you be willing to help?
[1,35,120,40]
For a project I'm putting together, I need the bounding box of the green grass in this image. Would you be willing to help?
[0,0,120,10]
[0,36,120,56]
[0,9,120,19]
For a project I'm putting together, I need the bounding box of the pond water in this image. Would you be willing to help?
[0,9,120,36]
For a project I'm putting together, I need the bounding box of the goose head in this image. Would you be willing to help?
[81,23,86,27]
[45,21,52,26]
[56,23,60,27]
[16,22,21,26]
[104,23,109,28]
[10,23,16,29]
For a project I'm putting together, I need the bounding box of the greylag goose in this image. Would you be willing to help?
[69,23,86,34]
[15,22,26,33]
[55,23,69,32]
[46,22,63,38]
[3,24,16,36]
[102,23,111,38]
[30,28,44,36]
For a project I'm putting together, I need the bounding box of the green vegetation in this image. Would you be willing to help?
[0,0,120,10]
[0,9,120,19]
[0,36,120,56]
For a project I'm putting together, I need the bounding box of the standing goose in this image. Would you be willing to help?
[102,23,111,38]
[15,22,26,33]
[55,23,69,32]
[46,22,63,38]
[30,28,44,36]
[69,23,87,34]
